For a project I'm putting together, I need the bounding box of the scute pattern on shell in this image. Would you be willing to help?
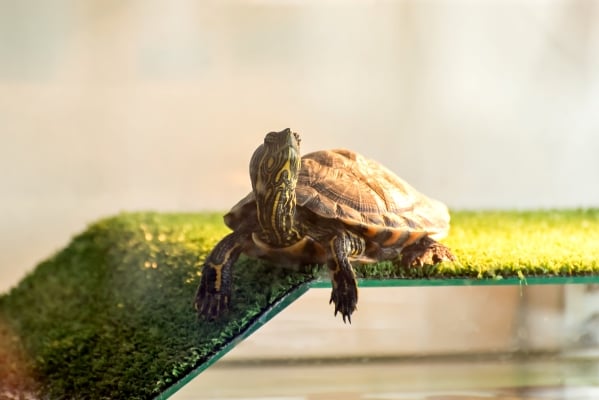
[296,149,449,240]
[225,149,450,242]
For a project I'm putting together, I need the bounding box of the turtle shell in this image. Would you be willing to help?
[225,149,450,250]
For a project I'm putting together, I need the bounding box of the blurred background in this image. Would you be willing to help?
[1,0,599,397]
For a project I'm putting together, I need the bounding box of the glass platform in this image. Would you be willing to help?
[164,278,599,399]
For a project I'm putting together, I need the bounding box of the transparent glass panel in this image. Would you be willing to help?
[166,281,599,399]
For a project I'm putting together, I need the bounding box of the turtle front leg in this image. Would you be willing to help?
[195,232,247,320]
[328,232,365,324]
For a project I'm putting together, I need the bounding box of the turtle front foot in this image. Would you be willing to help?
[194,232,242,321]
[195,288,230,320]
[194,267,231,320]
[329,271,358,324]
[400,236,455,268]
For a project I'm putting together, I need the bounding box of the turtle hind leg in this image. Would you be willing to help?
[195,231,247,320]
[399,236,455,268]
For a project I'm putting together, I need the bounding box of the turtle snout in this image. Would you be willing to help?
[264,128,300,148]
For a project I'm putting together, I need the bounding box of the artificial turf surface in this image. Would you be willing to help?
[1,209,598,398]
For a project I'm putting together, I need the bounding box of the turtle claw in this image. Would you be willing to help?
[195,286,230,320]
[329,275,358,324]
[329,291,356,324]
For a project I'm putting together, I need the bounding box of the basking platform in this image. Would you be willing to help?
[1,210,598,399]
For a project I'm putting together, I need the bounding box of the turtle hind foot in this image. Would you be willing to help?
[400,236,455,268]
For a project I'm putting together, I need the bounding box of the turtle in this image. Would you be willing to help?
[195,128,454,323]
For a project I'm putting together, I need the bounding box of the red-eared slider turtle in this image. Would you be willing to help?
[195,128,454,323]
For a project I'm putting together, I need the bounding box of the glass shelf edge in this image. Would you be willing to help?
[156,281,313,400]
[310,275,599,288]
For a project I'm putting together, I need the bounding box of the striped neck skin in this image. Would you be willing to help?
[250,129,303,247]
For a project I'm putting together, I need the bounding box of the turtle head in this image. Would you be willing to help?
[249,128,302,246]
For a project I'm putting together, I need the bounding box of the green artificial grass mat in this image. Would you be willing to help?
[1,209,598,399]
